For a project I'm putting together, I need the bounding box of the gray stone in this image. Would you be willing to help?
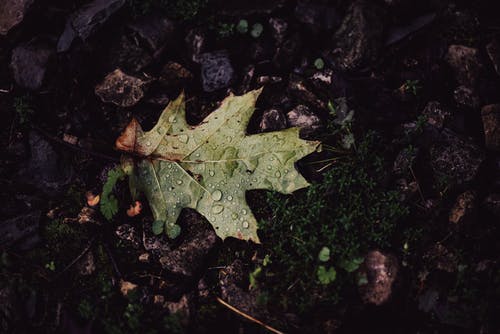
[286,105,322,136]
[0,211,40,250]
[486,38,500,77]
[0,0,33,35]
[429,129,484,187]
[328,0,384,71]
[95,68,147,107]
[453,85,480,109]
[294,1,340,30]
[115,224,141,249]
[481,104,500,151]
[358,250,398,305]
[199,51,234,92]
[269,17,288,43]
[445,45,483,87]
[57,0,125,51]
[10,39,53,90]
[24,131,73,191]
[259,109,287,132]
[142,222,170,256]
[422,101,450,130]
[128,15,175,51]
[159,222,218,277]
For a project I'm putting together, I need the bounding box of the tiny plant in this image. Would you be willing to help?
[250,23,264,38]
[236,19,248,33]
[314,58,325,70]
[402,79,421,96]
[13,95,34,125]
[100,166,125,220]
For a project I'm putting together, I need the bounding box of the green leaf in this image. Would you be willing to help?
[313,58,324,70]
[152,220,164,235]
[236,19,248,33]
[318,246,330,262]
[339,256,364,273]
[250,23,263,38]
[317,265,336,285]
[100,167,125,220]
[116,89,320,242]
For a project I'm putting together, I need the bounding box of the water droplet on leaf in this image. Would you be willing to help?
[212,205,224,214]
[212,190,222,201]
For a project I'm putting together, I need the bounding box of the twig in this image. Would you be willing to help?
[409,166,425,204]
[53,236,96,280]
[33,125,119,162]
[216,297,284,334]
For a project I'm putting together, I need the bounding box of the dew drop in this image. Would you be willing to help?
[242,221,249,229]
[270,156,274,161]
[169,187,174,191]
[177,180,183,185]
[145,141,151,146]
[242,209,247,215]
[195,153,200,158]
[231,213,238,219]
[209,170,215,177]
[212,190,222,201]
[212,205,224,214]
[236,183,240,188]
[178,134,189,143]
[284,169,289,174]
[168,115,176,123]
[275,171,281,178]
[267,165,272,170]
[227,195,233,201]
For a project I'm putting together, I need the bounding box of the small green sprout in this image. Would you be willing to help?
[250,23,263,38]
[236,19,248,33]
[318,246,331,262]
[314,58,325,70]
[317,265,336,285]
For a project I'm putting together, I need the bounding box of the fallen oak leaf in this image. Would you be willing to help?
[116,88,320,242]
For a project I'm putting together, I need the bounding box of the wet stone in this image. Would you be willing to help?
[199,51,234,92]
[10,39,54,90]
[449,190,476,224]
[259,108,287,132]
[95,68,147,107]
[453,85,480,109]
[328,0,384,71]
[481,104,500,151]
[115,224,141,249]
[358,250,398,305]
[0,0,33,35]
[286,105,322,137]
[422,101,451,130]
[0,211,40,250]
[159,61,193,87]
[159,223,218,277]
[445,45,483,87]
[429,129,484,187]
[128,15,175,51]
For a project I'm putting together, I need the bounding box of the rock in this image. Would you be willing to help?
[159,61,193,87]
[486,38,500,77]
[445,45,483,87]
[57,0,125,52]
[0,287,21,333]
[76,251,96,276]
[287,75,324,109]
[199,51,234,92]
[259,108,287,132]
[108,34,152,72]
[120,280,138,297]
[449,190,476,224]
[483,193,500,218]
[185,28,207,63]
[138,252,150,263]
[422,101,451,130]
[453,85,480,109]
[393,147,418,177]
[425,244,458,273]
[429,129,484,187]
[286,105,322,136]
[481,104,500,151]
[358,250,398,305]
[95,69,147,107]
[142,222,170,256]
[128,15,175,51]
[159,218,218,277]
[0,211,40,250]
[165,294,191,316]
[273,33,302,70]
[0,0,33,35]
[269,17,288,43]
[219,260,267,319]
[328,0,384,71]
[77,206,100,225]
[115,224,141,249]
[294,1,340,30]
[256,75,282,85]
[10,39,54,90]
[24,131,73,191]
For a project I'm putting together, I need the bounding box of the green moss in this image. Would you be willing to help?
[258,133,409,313]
